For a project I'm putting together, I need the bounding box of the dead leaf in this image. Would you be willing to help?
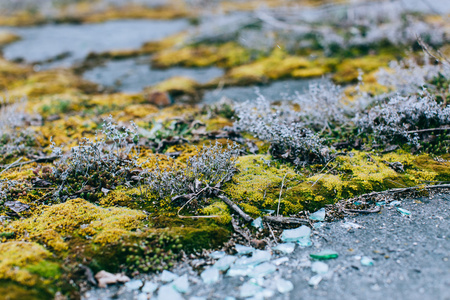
[94,270,130,288]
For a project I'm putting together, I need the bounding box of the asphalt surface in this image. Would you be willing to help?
[83,193,450,300]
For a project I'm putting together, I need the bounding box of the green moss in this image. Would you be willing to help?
[0,282,51,300]
[26,261,61,279]
[0,242,60,289]
[202,201,232,224]
[224,155,305,215]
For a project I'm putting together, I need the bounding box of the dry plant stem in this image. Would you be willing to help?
[263,215,310,226]
[0,156,58,170]
[407,126,450,134]
[0,157,22,174]
[231,217,251,242]
[219,195,253,222]
[277,173,288,217]
[266,222,278,245]
[352,184,450,200]
[311,157,336,187]
[79,264,97,286]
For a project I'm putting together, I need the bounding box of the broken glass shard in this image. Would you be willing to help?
[308,275,323,286]
[248,262,276,278]
[251,217,264,229]
[213,255,237,271]
[361,256,374,266]
[209,250,226,259]
[239,281,263,298]
[376,201,386,206]
[172,274,190,294]
[201,267,220,284]
[396,207,411,216]
[142,281,158,293]
[389,200,402,206]
[313,222,324,229]
[310,249,338,260]
[261,209,275,215]
[157,284,184,300]
[297,237,312,247]
[226,265,251,277]
[136,293,147,300]
[125,279,142,290]
[311,261,329,274]
[309,208,325,221]
[275,278,293,293]
[281,225,311,243]
[234,250,271,267]
[160,270,178,283]
[354,201,362,206]
[235,244,255,255]
[272,257,289,266]
[273,243,296,254]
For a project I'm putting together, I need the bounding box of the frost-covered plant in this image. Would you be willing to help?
[292,82,350,131]
[146,141,239,202]
[356,90,450,146]
[47,116,139,200]
[377,55,448,96]
[0,179,21,205]
[0,97,38,160]
[234,93,329,165]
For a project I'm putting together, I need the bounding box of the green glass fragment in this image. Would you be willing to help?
[396,207,411,216]
[310,249,339,260]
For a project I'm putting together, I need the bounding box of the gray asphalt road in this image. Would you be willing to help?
[83,193,450,300]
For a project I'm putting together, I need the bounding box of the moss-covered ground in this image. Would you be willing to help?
[0,1,449,299]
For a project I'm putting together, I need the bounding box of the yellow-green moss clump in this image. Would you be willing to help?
[0,242,60,288]
[145,76,201,102]
[8,69,98,99]
[0,57,32,90]
[223,151,450,215]
[0,31,20,47]
[152,42,251,69]
[202,201,232,224]
[224,155,305,215]
[333,54,394,83]
[225,49,329,84]
[1,198,146,250]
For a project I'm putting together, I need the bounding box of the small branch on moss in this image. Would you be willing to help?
[218,195,253,223]
[0,157,23,174]
[0,156,58,171]
[277,173,288,217]
[263,215,310,226]
[79,264,97,286]
[406,126,450,134]
[231,217,251,242]
[352,184,450,200]
[266,222,278,245]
